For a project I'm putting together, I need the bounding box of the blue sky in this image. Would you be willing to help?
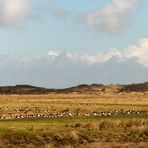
[0,0,148,88]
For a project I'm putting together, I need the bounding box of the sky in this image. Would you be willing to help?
[0,0,148,88]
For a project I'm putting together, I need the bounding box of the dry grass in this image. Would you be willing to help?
[0,93,147,147]
[0,93,148,113]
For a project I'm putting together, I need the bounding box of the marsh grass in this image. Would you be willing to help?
[0,116,147,147]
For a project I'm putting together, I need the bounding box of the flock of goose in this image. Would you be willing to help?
[0,107,147,120]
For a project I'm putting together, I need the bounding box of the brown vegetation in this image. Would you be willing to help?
[119,82,148,92]
[0,82,148,95]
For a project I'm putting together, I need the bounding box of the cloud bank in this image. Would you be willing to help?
[47,39,148,68]
[0,39,147,68]
[86,0,141,34]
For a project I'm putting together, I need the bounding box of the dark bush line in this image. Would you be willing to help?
[119,82,148,92]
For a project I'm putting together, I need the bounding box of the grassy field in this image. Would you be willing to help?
[0,116,148,147]
[0,93,148,147]
[0,93,148,112]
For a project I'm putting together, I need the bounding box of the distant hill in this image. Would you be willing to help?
[119,82,148,92]
[0,85,50,94]
[0,82,148,94]
[62,84,119,93]
[0,84,119,94]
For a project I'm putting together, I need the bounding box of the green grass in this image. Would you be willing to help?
[0,116,148,147]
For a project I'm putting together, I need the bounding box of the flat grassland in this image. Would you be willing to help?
[0,93,148,148]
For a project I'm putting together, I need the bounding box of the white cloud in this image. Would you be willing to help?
[124,39,148,67]
[48,50,61,60]
[0,0,141,30]
[47,39,148,68]
[65,52,79,62]
[0,0,31,27]
[0,0,56,27]
[81,48,122,64]
[47,48,122,65]
[86,0,141,34]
